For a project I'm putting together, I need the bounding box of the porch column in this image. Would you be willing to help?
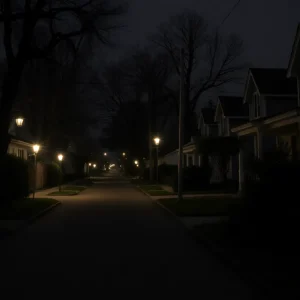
[193,152,198,166]
[256,129,263,159]
[238,147,245,194]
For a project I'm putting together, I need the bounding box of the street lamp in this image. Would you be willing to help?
[15,117,24,127]
[93,163,96,168]
[153,137,160,182]
[122,152,126,156]
[87,162,92,177]
[104,152,107,156]
[32,144,40,200]
[134,160,138,165]
[57,154,63,192]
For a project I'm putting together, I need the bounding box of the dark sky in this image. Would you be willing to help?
[90,0,300,136]
[106,0,300,68]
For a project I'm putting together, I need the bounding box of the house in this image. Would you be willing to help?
[198,107,218,137]
[232,32,300,192]
[161,107,215,167]
[7,118,35,160]
[213,96,249,181]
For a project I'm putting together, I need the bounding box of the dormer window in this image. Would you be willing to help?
[253,93,260,118]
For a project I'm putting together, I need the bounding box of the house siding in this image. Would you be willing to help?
[163,151,178,165]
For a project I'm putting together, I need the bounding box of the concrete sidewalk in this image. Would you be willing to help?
[0,173,255,298]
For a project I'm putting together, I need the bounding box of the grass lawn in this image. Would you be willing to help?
[0,198,59,220]
[157,196,241,217]
[48,190,79,196]
[191,222,299,298]
[138,185,175,196]
[63,185,86,191]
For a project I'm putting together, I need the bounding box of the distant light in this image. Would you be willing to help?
[88,163,92,166]
[134,160,138,165]
[15,117,24,127]
[57,154,63,161]
[93,164,96,168]
[33,144,40,154]
[122,152,126,156]
[104,152,107,156]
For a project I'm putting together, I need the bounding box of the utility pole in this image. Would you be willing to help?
[178,48,185,202]
[148,91,154,182]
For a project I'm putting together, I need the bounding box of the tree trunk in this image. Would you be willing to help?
[0,63,25,158]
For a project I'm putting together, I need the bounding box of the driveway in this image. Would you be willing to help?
[0,171,255,298]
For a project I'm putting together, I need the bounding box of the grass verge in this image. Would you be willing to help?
[138,185,175,196]
[0,197,59,220]
[48,190,79,196]
[63,185,86,191]
[190,222,299,298]
[157,196,241,217]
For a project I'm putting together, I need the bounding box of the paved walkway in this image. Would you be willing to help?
[0,171,255,298]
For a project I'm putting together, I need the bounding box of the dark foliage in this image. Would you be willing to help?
[0,154,29,204]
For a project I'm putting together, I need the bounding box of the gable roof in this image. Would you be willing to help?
[287,23,300,78]
[218,96,249,117]
[250,68,297,95]
[200,107,216,124]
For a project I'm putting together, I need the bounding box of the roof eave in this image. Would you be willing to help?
[287,25,300,78]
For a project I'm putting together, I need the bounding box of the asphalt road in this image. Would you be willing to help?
[0,170,254,298]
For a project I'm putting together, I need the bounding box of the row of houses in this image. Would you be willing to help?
[161,23,300,192]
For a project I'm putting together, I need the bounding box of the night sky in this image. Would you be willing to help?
[105,0,300,68]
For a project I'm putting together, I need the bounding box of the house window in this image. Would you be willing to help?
[253,93,260,118]
[17,149,24,159]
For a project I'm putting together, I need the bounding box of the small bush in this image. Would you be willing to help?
[46,162,63,187]
[157,164,177,184]
[172,165,212,192]
[231,151,300,248]
[0,154,29,204]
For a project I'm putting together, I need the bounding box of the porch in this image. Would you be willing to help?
[232,108,300,192]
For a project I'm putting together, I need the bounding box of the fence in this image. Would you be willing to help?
[28,162,48,191]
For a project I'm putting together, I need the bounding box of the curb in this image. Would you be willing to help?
[136,185,269,299]
[0,202,61,241]
[27,201,61,225]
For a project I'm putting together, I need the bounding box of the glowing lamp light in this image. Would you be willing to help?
[104,152,107,156]
[33,144,40,154]
[93,164,96,168]
[15,117,24,127]
[134,160,138,165]
[153,137,160,146]
[57,154,63,161]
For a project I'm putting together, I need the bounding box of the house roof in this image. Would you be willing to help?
[218,96,249,117]
[250,68,297,95]
[287,23,300,78]
[200,107,216,124]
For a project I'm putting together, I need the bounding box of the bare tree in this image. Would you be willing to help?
[0,0,126,157]
[150,11,246,140]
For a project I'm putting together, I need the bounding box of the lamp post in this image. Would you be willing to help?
[57,154,64,192]
[88,162,92,177]
[32,144,40,200]
[154,137,160,182]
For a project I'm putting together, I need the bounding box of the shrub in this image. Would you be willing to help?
[172,165,212,192]
[0,154,29,204]
[231,150,300,248]
[157,164,177,184]
[46,162,63,187]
